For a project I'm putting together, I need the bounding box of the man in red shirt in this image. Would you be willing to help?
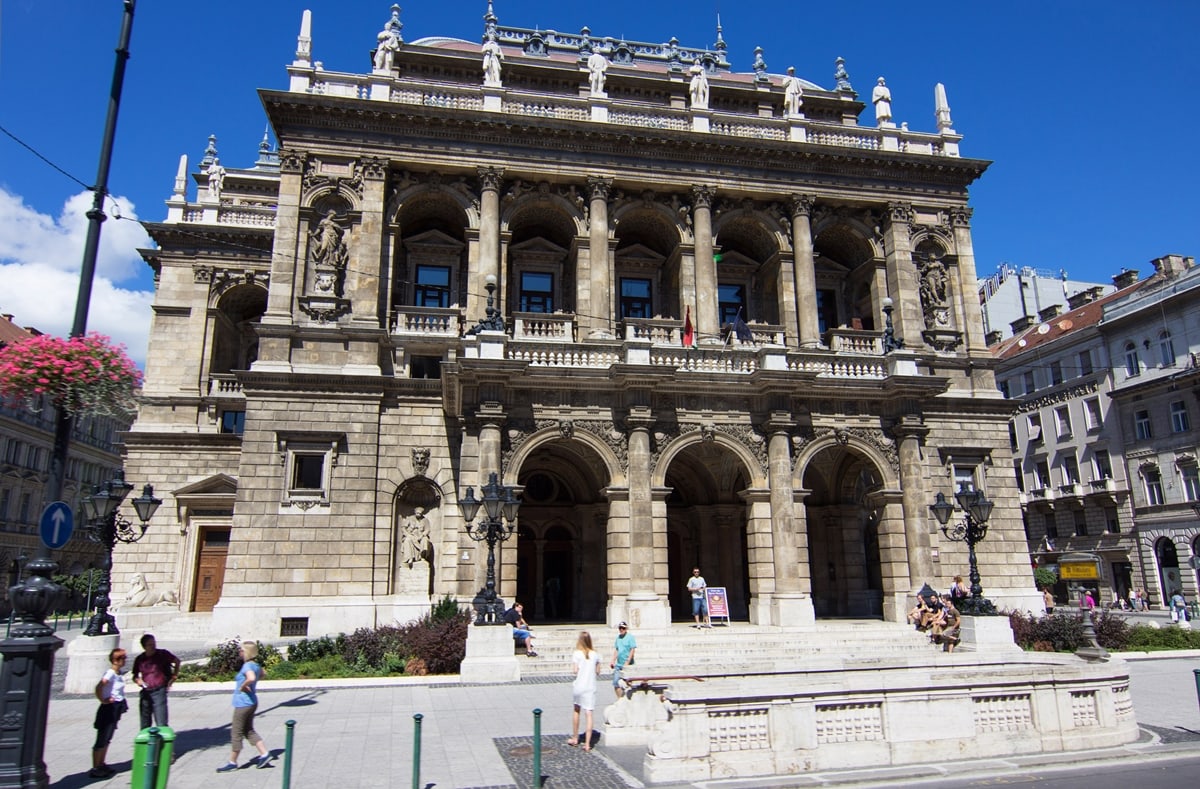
[131,634,181,729]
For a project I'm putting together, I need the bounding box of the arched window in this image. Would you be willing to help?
[1124,342,1140,377]
[1159,330,1176,367]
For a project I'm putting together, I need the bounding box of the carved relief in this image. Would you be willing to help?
[805,425,899,474]
[412,447,430,476]
[278,148,306,174]
[303,159,364,201]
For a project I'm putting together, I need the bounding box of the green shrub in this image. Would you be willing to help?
[431,594,463,623]
[205,638,247,678]
[1033,567,1057,590]
[1008,609,1085,651]
[1126,624,1200,650]
[287,634,344,663]
[341,625,405,670]
[1092,609,1131,650]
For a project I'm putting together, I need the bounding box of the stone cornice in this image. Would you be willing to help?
[260,91,990,192]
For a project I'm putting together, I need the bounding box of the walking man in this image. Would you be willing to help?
[687,567,710,628]
[131,633,181,729]
[610,621,637,699]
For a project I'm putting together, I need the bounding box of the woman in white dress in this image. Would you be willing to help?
[568,631,602,751]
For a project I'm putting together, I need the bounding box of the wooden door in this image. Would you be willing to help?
[192,528,230,612]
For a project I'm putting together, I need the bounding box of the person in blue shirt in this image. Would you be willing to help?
[610,622,638,699]
[216,641,271,772]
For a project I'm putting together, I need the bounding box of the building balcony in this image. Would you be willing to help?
[389,306,463,338]
[207,374,245,398]
[1086,477,1129,506]
[1057,482,1085,507]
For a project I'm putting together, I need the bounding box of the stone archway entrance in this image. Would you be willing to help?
[1156,537,1181,606]
[512,441,610,622]
[662,440,752,622]
[801,445,886,618]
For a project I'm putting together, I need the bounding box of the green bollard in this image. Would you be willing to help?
[282,720,297,789]
[532,708,542,789]
[412,713,423,789]
[143,727,161,789]
[1194,669,1200,713]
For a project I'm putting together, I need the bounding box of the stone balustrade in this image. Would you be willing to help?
[207,374,244,396]
[512,313,575,342]
[389,306,462,337]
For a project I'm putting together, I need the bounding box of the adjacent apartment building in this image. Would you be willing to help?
[994,255,1199,607]
[117,4,1039,641]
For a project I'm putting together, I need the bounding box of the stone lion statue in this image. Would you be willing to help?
[122,573,179,607]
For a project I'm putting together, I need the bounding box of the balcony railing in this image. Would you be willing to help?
[389,306,463,338]
[208,374,244,397]
[512,313,575,342]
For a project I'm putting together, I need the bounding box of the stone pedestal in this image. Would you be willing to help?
[619,594,671,631]
[64,633,120,694]
[459,623,520,683]
[768,593,815,628]
[959,614,1020,653]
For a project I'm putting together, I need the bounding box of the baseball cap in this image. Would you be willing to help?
[618,621,628,628]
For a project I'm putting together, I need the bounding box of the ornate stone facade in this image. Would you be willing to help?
[121,6,1036,641]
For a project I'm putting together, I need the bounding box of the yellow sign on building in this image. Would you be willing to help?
[1060,562,1099,580]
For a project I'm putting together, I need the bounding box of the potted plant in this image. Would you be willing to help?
[0,332,141,418]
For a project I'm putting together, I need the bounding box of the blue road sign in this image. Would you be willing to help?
[39,501,74,550]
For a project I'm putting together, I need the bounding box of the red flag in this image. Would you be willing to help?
[682,306,694,347]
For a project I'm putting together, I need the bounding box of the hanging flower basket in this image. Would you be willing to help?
[0,332,142,418]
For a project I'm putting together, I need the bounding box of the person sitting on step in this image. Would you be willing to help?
[503,602,538,657]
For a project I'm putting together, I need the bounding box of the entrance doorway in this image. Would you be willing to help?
[192,527,230,612]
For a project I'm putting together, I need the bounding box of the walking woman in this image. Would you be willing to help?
[217,641,270,772]
[568,631,602,751]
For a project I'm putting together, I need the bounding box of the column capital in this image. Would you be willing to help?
[691,185,716,209]
[885,201,914,226]
[477,166,504,192]
[764,411,796,435]
[586,176,612,201]
[361,156,388,181]
[278,148,307,174]
[950,206,974,228]
[788,193,815,218]
[888,415,929,441]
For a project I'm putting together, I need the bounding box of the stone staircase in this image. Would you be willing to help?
[515,620,943,679]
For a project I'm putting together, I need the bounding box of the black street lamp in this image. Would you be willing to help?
[881,297,905,354]
[465,274,506,335]
[82,469,161,636]
[930,486,998,615]
[458,472,521,624]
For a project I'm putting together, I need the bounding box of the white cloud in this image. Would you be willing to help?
[0,187,153,367]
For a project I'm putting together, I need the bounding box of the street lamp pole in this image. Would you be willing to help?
[81,470,161,636]
[881,297,905,354]
[930,486,997,615]
[458,472,521,624]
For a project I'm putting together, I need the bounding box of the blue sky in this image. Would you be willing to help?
[1,1,1197,365]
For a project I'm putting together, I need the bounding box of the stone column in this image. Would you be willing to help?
[892,416,932,589]
[790,194,820,347]
[765,416,814,625]
[263,149,305,324]
[691,186,718,342]
[349,157,387,325]
[951,207,987,352]
[586,177,613,338]
[883,202,922,347]
[624,408,669,629]
[474,167,503,321]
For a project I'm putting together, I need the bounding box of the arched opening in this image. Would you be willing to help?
[663,440,752,622]
[613,201,685,329]
[393,478,442,597]
[210,284,267,375]
[802,445,886,618]
[513,439,611,622]
[811,221,877,334]
[1156,537,1181,606]
[713,212,784,327]
[505,200,579,317]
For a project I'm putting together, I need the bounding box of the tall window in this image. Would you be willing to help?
[1135,410,1152,441]
[1183,465,1200,502]
[1124,342,1140,377]
[1062,455,1080,485]
[1023,371,1036,394]
[1013,460,1025,492]
[0,488,8,520]
[1078,349,1093,376]
[1073,510,1088,537]
[413,265,450,308]
[1035,460,1052,490]
[954,466,976,494]
[718,283,746,327]
[998,379,1011,398]
[1171,400,1190,433]
[519,271,554,313]
[815,289,838,334]
[1159,330,1175,367]
[1144,466,1164,506]
[1094,449,1113,480]
[619,278,652,319]
[1055,405,1072,438]
[1105,509,1120,534]
[1084,397,1102,430]
[1044,513,1058,540]
[1049,360,1063,386]
[220,410,246,435]
[1028,414,1043,444]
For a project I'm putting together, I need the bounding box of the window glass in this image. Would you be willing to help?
[1159,331,1175,367]
[1078,350,1093,376]
[414,265,450,308]
[1135,410,1152,441]
[1124,343,1140,376]
[1094,450,1112,479]
[1084,397,1102,430]
[619,278,652,319]
[519,271,554,313]
[1145,467,1164,506]
[718,283,746,327]
[1171,401,1190,433]
[293,455,325,490]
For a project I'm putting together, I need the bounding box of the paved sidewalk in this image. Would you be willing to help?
[39,650,1200,789]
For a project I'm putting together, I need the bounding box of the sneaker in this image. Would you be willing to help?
[88,766,114,778]
[256,755,271,769]
[216,762,238,773]
[526,651,538,657]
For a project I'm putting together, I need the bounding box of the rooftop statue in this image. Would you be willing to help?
[587,49,609,96]
[482,36,504,88]
[873,77,893,125]
[206,158,226,200]
[373,30,398,72]
[782,66,803,117]
[688,59,709,110]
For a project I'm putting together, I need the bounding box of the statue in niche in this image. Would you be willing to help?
[482,36,503,87]
[399,507,431,569]
[688,59,709,109]
[872,77,892,125]
[782,67,803,117]
[309,210,348,268]
[917,248,951,328]
[587,49,609,96]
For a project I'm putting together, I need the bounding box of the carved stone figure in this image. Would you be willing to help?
[872,77,892,125]
[412,446,430,476]
[482,37,503,88]
[688,59,709,109]
[309,210,347,268]
[400,507,431,569]
[122,573,179,608]
[918,252,951,328]
[782,67,803,117]
[373,30,398,72]
[587,49,609,96]
[206,158,226,199]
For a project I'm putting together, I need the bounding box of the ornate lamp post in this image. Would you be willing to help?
[881,297,905,353]
[929,486,997,615]
[465,274,506,335]
[82,469,161,636]
[458,472,521,624]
